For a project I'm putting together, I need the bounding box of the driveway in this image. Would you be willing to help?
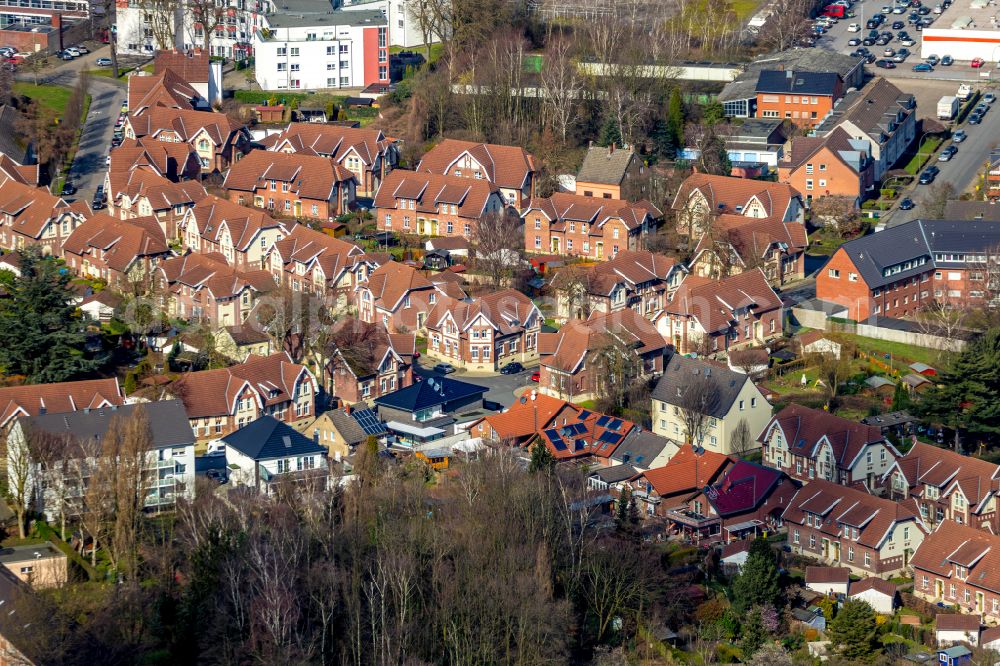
[414,358,540,408]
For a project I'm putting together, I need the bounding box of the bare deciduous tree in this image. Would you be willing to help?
[539,37,583,143]
[674,367,717,448]
[730,418,754,458]
[471,209,524,290]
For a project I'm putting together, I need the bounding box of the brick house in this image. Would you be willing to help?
[61,214,171,289]
[521,193,661,259]
[882,441,1000,534]
[759,404,900,489]
[689,214,807,286]
[0,378,123,431]
[178,195,290,270]
[265,225,372,306]
[551,250,686,320]
[654,269,783,354]
[537,309,669,403]
[671,173,804,239]
[424,288,542,372]
[108,137,202,183]
[158,252,276,326]
[628,443,734,518]
[416,139,537,208]
[170,352,317,441]
[373,170,505,238]
[777,127,875,207]
[356,261,456,333]
[783,479,928,577]
[755,70,844,129]
[127,67,207,114]
[815,77,916,181]
[122,107,251,172]
[223,149,357,221]
[911,520,1000,621]
[576,144,645,200]
[531,411,636,463]
[105,168,207,239]
[660,459,799,543]
[0,180,89,255]
[468,392,576,447]
[266,123,398,197]
[327,317,415,404]
[815,219,1000,320]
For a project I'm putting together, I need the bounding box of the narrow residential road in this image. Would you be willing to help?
[15,47,128,202]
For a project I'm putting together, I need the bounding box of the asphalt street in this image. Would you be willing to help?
[414,357,539,408]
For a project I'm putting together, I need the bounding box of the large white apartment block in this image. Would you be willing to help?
[253,9,389,91]
[341,0,441,48]
[115,0,268,58]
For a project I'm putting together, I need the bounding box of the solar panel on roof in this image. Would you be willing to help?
[608,418,623,431]
[352,408,387,435]
[578,410,592,420]
[599,431,623,445]
[596,415,611,427]
[552,438,568,451]
[575,439,585,451]
[571,423,587,435]
[544,428,560,441]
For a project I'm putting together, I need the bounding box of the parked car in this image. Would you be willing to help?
[953,129,967,142]
[925,54,939,65]
[986,93,998,104]
[64,47,80,57]
[433,362,456,374]
[899,197,915,210]
[891,20,905,28]
[900,37,916,46]
[876,59,896,69]
[938,145,958,161]
[884,47,896,57]
[61,181,77,195]
[206,470,227,484]
[848,37,861,45]
[969,112,983,125]
[499,362,524,375]
[893,48,910,62]
[74,44,89,53]
[848,22,861,31]
[972,57,986,67]
[530,371,540,382]
[95,57,112,67]
[205,441,226,456]
[941,55,953,65]
[58,51,73,61]
[912,63,933,72]
[919,166,939,184]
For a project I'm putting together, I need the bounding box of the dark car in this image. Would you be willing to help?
[499,362,524,375]
[867,18,881,28]
[892,20,905,28]
[863,37,877,45]
[876,35,891,45]
[969,112,983,125]
[433,362,456,374]
[938,145,958,161]
[912,63,933,72]
[61,181,77,195]
[848,37,861,46]
[953,129,967,143]
[899,197,915,210]
[876,59,896,68]
[941,55,954,65]
[919,167,939,184]
[975,103,989,115]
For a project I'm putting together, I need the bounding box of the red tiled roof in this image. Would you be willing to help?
[707,459,784,516]
[693,214,807,266]
[640,443,732,497]
[889,441,999,513]
[473,392,572,441]
[127,106,245,146]
[416,139,537,190]
[154,48,210,83]
[850,577,897,597]
[935,613,981,632]
[535,407,636,460]
[269,123,392,166]
[805,566,851,584]
[672,173,802,218]
[223,149,355,200]
[62,214,169,273]
[373,169,499,219]
[539,309,667,374]
[665,269,782,334]
[523,192,661,232]
[0,178,81,239]
[0,378,123,428]
[107,167,206,210]
[128,68,202,115]
[911,521,1000,594]
[183,195,286,251]
[760,404,887,473]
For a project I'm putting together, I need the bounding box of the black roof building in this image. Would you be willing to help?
[222,416,325,461]
[373,376,487,415]
[755,70,841,96]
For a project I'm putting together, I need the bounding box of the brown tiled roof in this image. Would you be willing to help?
[107,168,206,211]
[62,213,169,272]
[523,192,662,232]
[535,408,636,461]
[171,352,313,418]
[128,106,245,146]
[539,309,667,374]
[672,173,801,218]
[782,127,866,173]
[154,49,210,83]
[639,442,732,496]
[416,139,537,190]
[109,137,199,179]
[159,252,275,300]
[473,393,573,441]
[373,170,500,219]
[911,520,1000,593]
[720,539,751,559]
[0,152,36,186]
[361,261,434,312]
[128,69,202,115]
[888,441,999,513]
[0,178,81,239]
[0,378,123,428]
[783,479,924,549]
[695,214,807,265]
[665,269,782,334]
[760,404,888,472]
[935,613,981,632]
[184,195,285,251]
[267,224,366,285]
[328,317,413,378]
[850,576,897,597]
[426,288,539,337]
[805,566,851,584]
[269,123,392,166]
[223,149,355,200]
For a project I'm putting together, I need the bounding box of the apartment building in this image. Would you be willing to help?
[157,252,276,326]
[105,168,207,239]
[911,520,1000,622]
[522,193,661,259]
[252,10,389,91]
[327,318,415,404]
[116,0,267,58]
[671,172,804,239]
[777,128,875,207]
[123,107,252,172]
[373,169,505,238]
[416,139,537,208]
[178,195,289,270]
[0,377,123,431]
[755,70,844,129]
[0,180,88,255]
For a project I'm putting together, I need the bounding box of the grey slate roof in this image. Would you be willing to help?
[372,376,486,413]
[944,200,1000,221]
[265,8,386,28]
[718,50,863,102]
[612,429,670,469]
[577,146,634,185]
[222,415,325,460]
[838,219,1000,289]
[756,70,841,96]
[816,77,914,145]
[19,400,194,451]
[591,464,638,484]
[651,356,749,418]
[327,408,366,446]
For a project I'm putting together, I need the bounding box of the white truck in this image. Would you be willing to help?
[937,95,959,120]
[957,84,973,101]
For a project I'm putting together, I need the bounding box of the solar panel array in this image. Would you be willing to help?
[599,431,623,445]
[544,428,568,451]
[608,418,623,431]
[596,415,611,427]
[353,408,387,436]
[578,410,592,421]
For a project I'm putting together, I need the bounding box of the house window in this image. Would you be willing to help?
[847,546,854,562]
[805,179,813,190]
[809,534,816,548]
[739,400,745,411]
[828,268,840,278]
[793,529,800,544]
[864,552,871,567]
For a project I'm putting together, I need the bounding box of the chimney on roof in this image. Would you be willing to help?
[609,143,615,155]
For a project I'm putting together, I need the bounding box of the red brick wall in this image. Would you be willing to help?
[230,189,338,220]
[377,207,476,239]
[778,146,868,203]
[816,248,875,319]
[756,88,840,129]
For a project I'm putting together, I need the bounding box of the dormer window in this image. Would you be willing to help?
[955,565,968,580]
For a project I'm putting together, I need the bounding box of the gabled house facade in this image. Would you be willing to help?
[760,404,900,489]
[650,355,772,457]
[373,170,506,238]
[0,378,123,432]
[105,168,207,239]
[416,139,537,207]
[424,289,542,372]
[157,252,276,326]
[178,195,289,270]
[356,261,441,333]
[109,137,202,183]
[777,127,875,207]
[521,193,661,259]
[911,520,1000,622]
[61,214,171,289]
[222,416,328,495]
[170,352,317,441]
[689,214,807,286]
[575,144,644,200]
[552,250,686,320]
[0,179,88,255]
[882,441,1000,533]
[538,309,670,403]
[654,269,784,354]
[672,172,805,239]
[754,70,845,129]
[264,225,371,306]
[223,149,357,220]
[783,479,927,577]
[122,107,252,172]
[327,318,415,404]
[627,443,734,518]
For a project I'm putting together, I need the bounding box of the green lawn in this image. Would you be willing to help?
[844,333,945,369]
[14,81,71,115]
[731,0,762,20]
[390,43,443,63]
[903,137,943,175]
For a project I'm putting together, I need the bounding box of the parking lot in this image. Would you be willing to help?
[414,357,540,408]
